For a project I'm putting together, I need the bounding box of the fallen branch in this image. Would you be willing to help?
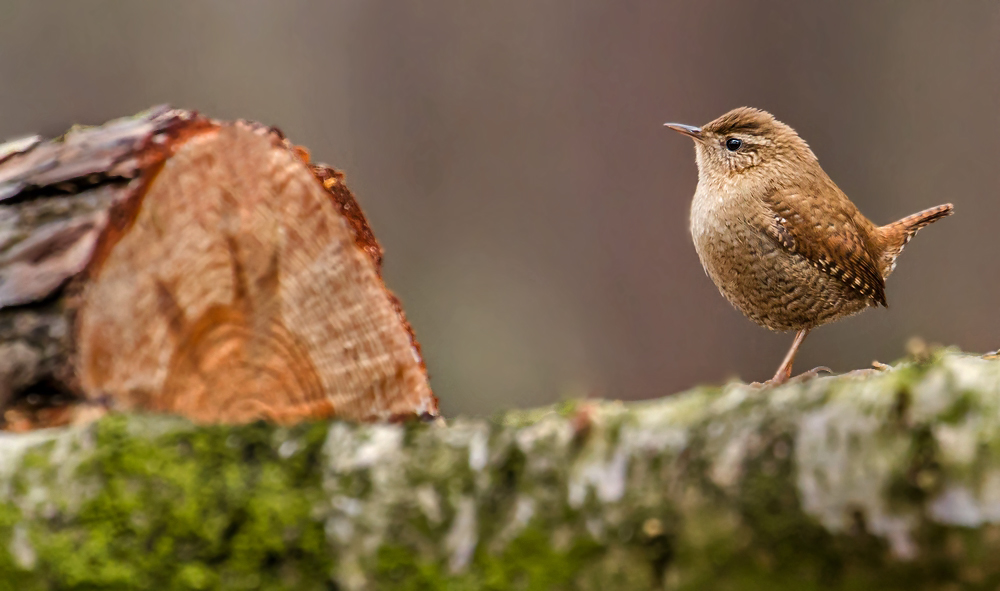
[1,352,998,589]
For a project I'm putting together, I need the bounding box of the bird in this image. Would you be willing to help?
[664,107,954,384]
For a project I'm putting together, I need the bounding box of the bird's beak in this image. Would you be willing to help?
[664,123,703,141]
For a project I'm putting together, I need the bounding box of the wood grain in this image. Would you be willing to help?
[0,108,437,427]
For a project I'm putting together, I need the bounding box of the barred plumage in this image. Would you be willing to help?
[668,106,953,384]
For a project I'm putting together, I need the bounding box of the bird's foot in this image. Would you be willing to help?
[750,366,832,389]
[786,366,833,384]
[871,360,892,371]
[984,350,1000,360]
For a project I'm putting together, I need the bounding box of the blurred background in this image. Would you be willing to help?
[0,2,996,416]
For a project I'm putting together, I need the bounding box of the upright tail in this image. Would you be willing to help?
[878,203,954,277]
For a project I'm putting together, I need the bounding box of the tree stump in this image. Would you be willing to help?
[0,106,437,428]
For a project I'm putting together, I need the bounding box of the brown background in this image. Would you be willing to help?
[1,2,997,416]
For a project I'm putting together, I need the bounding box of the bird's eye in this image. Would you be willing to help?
[725,138,742,151]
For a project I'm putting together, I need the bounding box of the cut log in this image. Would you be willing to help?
[0,107,437,428]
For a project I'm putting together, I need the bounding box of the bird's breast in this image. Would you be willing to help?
[686,184,871,331]
[688,185,748,264]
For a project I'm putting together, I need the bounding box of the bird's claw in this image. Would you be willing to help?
[750,366,832,389]
[787,366,833,383]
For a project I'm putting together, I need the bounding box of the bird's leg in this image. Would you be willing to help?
[770,329,811,385]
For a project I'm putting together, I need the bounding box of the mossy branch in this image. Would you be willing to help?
[1,351,999,590]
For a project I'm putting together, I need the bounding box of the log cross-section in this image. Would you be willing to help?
[0,107,437,427]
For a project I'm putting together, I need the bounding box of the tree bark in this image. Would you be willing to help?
[0,352,997,589]
[0,107,436,428]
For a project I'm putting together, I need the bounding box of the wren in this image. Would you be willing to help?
[665,107,953,384]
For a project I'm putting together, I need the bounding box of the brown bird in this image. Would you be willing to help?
[665,107,953,384]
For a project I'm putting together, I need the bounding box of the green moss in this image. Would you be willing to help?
[1,416,335,590]
[0,353,999,590]
[372,526,609,591]
[938,392,975,425]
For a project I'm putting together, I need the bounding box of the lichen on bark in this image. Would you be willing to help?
[1,350,1000,590]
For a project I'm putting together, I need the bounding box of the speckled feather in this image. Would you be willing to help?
[684,107,953,333]
[762,182,887,308]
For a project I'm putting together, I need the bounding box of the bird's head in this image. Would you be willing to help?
[665,107,816,181]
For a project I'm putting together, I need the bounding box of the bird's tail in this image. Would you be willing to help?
[878,203,954,277]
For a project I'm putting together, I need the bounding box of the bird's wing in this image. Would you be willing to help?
[761,186,887,307]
